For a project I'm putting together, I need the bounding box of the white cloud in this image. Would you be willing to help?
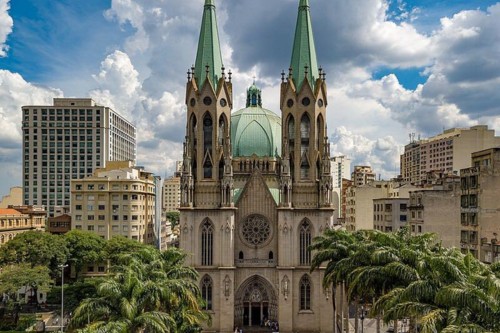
[0,70,63,192]
[0,0,13,57]
[1,0,499,196]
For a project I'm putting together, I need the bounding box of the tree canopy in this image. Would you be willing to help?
[70,247,209,333]
[310,228,500,333]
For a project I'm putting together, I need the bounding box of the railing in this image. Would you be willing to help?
[235,258,276,267]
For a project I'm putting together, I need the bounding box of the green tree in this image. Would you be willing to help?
[166,211,180,229]
[0,264,52,305]
[65,230,106,279]
[0,231,68,277]
[70,247,209,333]
[104,235,146,264]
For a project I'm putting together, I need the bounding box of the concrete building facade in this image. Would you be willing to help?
[460,148,500,262]
[408,177,461,248]
[346,181,416,231]
[0,187,23,208]
[162,176,181,213]
[373,198,409,233]
[22,98,136,216]
[70,161,156,245]
[351,165,375,186]
[401,126,500,185]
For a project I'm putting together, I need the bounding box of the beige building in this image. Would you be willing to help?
[0,187,23,208]
[178,1,335,332]
[22,98,137,217]
[162,176,180,213]
[351,165,376,186]
[70,161,157,245]
[0,206,46,245]
[401,125,500,185]
[460,148,500,262]
[346,180,416,231]
[373,198,408,233]
[408,177,461,248]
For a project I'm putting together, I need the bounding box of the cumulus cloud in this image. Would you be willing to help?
[331,126,401,180]
[88,50,186,177]
[1,0,499,195]
[0,0,13,57]
[0,70,63,192]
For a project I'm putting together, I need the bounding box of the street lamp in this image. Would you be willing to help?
[59,264,68,332]
[360,306,365,333]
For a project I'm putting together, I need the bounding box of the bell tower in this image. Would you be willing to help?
[280,0,332,208]
[182,0,233,209]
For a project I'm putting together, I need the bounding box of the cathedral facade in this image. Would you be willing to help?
[179,0,335,332]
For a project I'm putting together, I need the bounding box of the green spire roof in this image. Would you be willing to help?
[290,0,319,90]
[194,0,223,87]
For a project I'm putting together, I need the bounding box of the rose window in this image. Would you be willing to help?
[241,214,271,246]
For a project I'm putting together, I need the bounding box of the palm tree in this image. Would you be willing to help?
[70,247,209,333]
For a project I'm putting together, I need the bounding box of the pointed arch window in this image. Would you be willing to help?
[300,275,312,310]
[190,114,197,147]
[201,219,214,266]
[201,275,213,310]
[316,114,324,150]
[218,115,226,146]
[300,114,310,179]
[287,116,295,149]
[299,219,312,265]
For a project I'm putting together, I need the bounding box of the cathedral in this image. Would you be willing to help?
[179,0,335,331]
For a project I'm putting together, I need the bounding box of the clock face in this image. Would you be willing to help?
[318,99,324,107]
[190,98,196,107]
[302,97,311,106]
[203,96,212,106]
[220,98,227,107]
[287,99,294,108]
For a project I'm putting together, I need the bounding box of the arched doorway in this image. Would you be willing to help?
[234,275,278,327]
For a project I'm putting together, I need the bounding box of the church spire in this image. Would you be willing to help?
[194,0,223,87]
[290,0,319,90]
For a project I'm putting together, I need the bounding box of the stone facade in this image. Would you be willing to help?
[178,1,335,332]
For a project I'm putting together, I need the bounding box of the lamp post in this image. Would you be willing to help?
[59,264,68,332]
[360,306,365,333]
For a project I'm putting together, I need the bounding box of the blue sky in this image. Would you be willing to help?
[0,0,499,196]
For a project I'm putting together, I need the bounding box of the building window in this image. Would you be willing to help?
[201,275,213,311]
[300,275,311,310]
[300,114,311,179]
[201,219,214,266]
[299,219,312,265]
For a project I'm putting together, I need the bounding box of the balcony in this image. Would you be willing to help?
[235,258,276,267]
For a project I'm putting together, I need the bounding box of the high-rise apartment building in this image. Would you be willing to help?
[331,155,351,188]
[70,161,156,244]
[351,165,376,186]
[163,176,180,213]
[22,98,136,217]
[0,205,46,246]
[460,147,500,262]
[401,126,500,185]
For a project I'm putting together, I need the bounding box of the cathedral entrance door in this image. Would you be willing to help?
[251,303,260,326]
[235,276,277,328]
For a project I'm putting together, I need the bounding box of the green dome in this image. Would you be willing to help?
[231,84,281,158]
